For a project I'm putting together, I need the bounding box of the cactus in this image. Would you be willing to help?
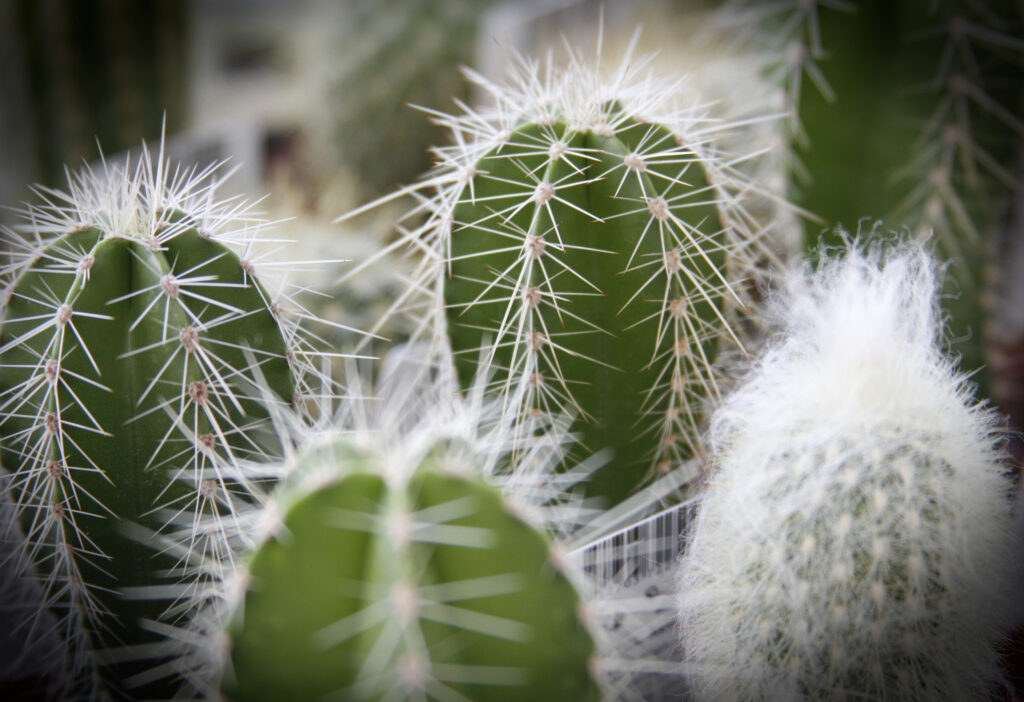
[0,144,326,698]
[142,349,601,700]
[10,0,187,189]
[359,42,778,508]
[676,239,1015,700]
[318,0,500,198]
[221,439,599,701]
[710,0,1024,390]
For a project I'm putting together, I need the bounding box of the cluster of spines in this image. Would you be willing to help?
[0,144,333,698]
[356,40,781,506]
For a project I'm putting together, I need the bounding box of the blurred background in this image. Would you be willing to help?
[1,0,1022,424]
[0,0,712,347]
[0,0,701,216]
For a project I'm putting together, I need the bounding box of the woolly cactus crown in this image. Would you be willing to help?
[711,238,965,439]
[677,238,1015,701]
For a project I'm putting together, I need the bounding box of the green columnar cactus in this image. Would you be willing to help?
[0,147,319,698]
[221,437,600,701]
[12,0,187,188]
[713,0,1024,387]
[323,0,499,197]
[377,47,772,508]
[797,1,1023,383]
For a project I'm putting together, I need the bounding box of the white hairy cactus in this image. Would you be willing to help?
[676,238,1015,701]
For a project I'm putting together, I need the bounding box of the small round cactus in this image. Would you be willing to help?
[0,144,326,698]
[676,239,1015,700]
[365,42,780,508]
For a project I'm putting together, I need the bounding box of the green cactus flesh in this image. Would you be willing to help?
[0,215,293,695]
[445,116,731,506]
[224,445,600,701]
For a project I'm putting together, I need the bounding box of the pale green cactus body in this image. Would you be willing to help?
[0,150,317,698]
[222,437,600,702]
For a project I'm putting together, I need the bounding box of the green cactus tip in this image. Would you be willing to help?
[145,354,603,701]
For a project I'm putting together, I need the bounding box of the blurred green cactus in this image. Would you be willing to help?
[11,0,187,189]
[324,0,499,197]
[222,436,600,701]
[714,0,1024,386]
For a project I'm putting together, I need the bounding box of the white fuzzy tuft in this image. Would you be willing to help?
[676,239,1015,701]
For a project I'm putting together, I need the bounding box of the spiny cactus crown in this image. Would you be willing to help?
[0,142,332,698]
[141,352,603,701]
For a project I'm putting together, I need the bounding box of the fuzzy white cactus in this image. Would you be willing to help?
[676,238,1015,700]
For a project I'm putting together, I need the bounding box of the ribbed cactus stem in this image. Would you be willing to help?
[222,438,601,701]
[0,146,316,698]
[382,46,774,508]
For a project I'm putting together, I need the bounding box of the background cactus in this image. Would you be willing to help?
[317,0,500,199]
[4,0,187,196]
[0,144,326,698]
[676,239,1015,700]
[352,42,782,509]
[711,0,1024,392]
